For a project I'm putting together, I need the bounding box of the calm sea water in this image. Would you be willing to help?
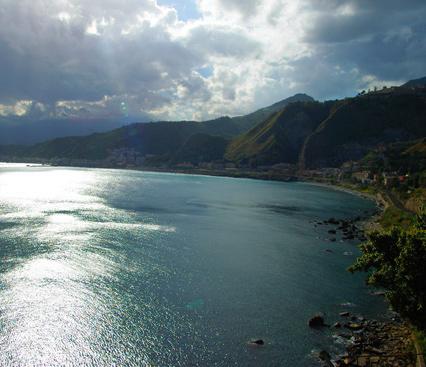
[0,164,387,366]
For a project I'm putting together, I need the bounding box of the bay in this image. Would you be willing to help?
[0,165,386,366]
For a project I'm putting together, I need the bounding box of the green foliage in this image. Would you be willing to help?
[349,209,426,329]
[379,206,415,229]
[413,329,426,356]
[415,205,426,230]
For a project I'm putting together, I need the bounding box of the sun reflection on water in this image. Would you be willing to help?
[0,167,175,366]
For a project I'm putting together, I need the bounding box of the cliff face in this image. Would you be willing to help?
[301,93,426,169]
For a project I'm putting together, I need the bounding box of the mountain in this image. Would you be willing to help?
[25,121,206,160]
[225,101,333,165]
[403,76,426,88]
[301,91,426,169]
[231,93,315,131]
[172,134,229,164]
[226,86,426,170]
[2,86,425,171]
[10,117,245,162]
[0,94,313,145]
[0,117,130,145]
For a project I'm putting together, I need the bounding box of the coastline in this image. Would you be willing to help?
[2,161,420,365]
[299,180,388,232]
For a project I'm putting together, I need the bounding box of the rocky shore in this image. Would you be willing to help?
[312,212,419,367]
[317,313,416,367]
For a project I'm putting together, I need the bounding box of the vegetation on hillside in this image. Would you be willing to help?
[231,93,314,131]
[0,83,425,178]
[303,93,426,169]
[172,134,229,164]
[349,208,426,330]
[225,101,333,165]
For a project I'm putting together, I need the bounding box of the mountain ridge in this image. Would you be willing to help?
[1,78,426,171]
[0,94,314,145]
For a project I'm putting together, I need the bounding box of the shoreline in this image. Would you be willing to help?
[1,161,419,365]
[1,160,389,231]
[0,160,385,202]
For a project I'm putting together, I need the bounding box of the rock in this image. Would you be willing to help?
[328,229,337,234]
[248,339,264,346]
[371,291,385,297]
[308,315,326,327]
[319,350,331,361]
[333,322,342,328]
[342,356,352,365]
[339,312,350,317]
[346,323,363,331]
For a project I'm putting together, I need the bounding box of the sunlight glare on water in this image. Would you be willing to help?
[0,165,387,366]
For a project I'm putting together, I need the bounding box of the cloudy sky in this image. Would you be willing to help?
[0,0,425,122]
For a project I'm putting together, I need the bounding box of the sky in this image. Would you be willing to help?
[0,0,425,122]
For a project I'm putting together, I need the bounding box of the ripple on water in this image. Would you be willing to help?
[0,166,386,366]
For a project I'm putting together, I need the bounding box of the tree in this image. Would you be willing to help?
[349,209,426,329]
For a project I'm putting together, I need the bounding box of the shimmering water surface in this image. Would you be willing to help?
[0,164,386,366]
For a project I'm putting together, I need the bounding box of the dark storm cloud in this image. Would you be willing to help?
[0,0,208,111]
[0,0,267,119]
[0,16,201,104]
[0,0,425,119]
[304,0,426,44]
[296,0,426,95]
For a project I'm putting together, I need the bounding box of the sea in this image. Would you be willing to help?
[0,164,387,366]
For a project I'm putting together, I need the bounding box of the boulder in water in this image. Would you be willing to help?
[248,339,265,346]
[308,315,325,327]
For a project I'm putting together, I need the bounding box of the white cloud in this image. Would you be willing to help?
[0,0,425,122]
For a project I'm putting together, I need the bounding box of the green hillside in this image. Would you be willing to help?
[0,94,314,163]
[26,121,204,160]
[361,138,426,173]
[1,84,426,172]
[225,101,333,165]
[172,134,229,164]
[302,92,426,169]
[231,93,314,131]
